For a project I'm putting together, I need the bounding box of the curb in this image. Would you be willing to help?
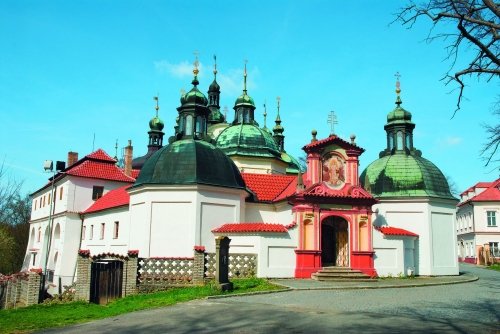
[206,275,479,298]
[206,288,292,299]
[274,275,479,291]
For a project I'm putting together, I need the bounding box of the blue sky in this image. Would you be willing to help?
[1,1,498,195]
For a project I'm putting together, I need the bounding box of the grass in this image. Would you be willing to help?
[0,278,282,334]
[486,263,500,272]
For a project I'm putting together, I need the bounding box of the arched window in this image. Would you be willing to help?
[406,133,411,149]
[37,227,42,242]
[53,223,61,240]
[396,131,403,150]
[389,135,394,150]
[185,115,193,135]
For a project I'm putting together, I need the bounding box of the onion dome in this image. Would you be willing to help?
[149,116,164,131]
[180,75,209,106]
[134,139,245,189]
[216,124,282,159]
[209,78,220,92]
[360,154,453,199]
[360,73,453,199]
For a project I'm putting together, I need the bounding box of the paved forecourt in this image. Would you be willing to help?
[41,264,499,334]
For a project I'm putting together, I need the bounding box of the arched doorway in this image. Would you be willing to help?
[321,216,349,267]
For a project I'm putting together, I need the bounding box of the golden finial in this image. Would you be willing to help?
[193,50,200,76]
[395,71,401,96]
[154,95,159,117]
[394,71,402,106]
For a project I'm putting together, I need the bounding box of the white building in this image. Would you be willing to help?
[457,179,500,263]
[23,63,461,295]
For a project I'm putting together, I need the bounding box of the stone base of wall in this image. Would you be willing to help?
[0,269,42,309]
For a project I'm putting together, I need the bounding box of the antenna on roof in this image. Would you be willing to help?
[92,133,96,151]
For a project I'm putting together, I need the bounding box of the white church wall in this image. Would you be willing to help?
[430,211,458,275]
[373,230,404,276]
[373,198,458,276]
[197,187,245,253]
[81,207,130,256]
[224,231,297,278]
[245,202,294,225]
[232,156,287,175]
[52,214,81,292]
[68,177,129,213]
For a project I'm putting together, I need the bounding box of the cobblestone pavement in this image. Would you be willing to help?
[42,264,500,334]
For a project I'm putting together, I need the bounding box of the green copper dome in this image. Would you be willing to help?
[215,124,281,158]
[235,93,255,108]
[180,77,208,106]
[360,153,454,199]
[149,116,164,131]
[134,139,245,189]
[387,97,412,123]
[281,152,302,174]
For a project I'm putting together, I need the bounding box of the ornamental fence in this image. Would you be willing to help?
[137,257,195,292]
[204,253,257,278]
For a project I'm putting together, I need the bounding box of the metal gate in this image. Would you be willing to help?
[90,260,123,304]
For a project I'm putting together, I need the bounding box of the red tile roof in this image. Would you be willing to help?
[212,223,288,233]
[83,185,131,214]
[66,160,135,182]
[242,173,296,202]
[302,135,364,153]
[376,227,418,237]
[459,178,500,206]
[468,186,500,202]
[86,149,117,162]
[131,169,141,179]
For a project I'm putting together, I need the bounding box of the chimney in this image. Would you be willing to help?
[67,151,78,167]
[124,140,133,177]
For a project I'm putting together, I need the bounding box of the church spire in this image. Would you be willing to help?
[208,55,224,124]
[273,96,285,151]
[233,60,256,125]
[176,52,210,140]
[147,95,165,150]
[381,72,416,157]
[262,101,269,132]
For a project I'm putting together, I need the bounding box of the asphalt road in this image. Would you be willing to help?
[42,264,499,334]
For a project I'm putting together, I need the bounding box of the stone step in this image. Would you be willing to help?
[311,276,375,282]
[311,267,375,282]
[312,273,371,279]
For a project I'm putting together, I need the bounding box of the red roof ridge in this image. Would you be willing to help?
[375,226,418,237]
[85,149,117,162]
[212,222,288,233]
[303,135,364,153]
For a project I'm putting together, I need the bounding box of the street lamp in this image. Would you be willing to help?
[40,160,65,302]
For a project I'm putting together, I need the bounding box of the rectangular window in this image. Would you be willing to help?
[92,186,104,200]
[32,253,37,266]
[487,211,497,227]
[59,187,63,200]
[100,223,105,240]
[113,221,119,239]
[82,226,86,240]
[43,196,46,207]
[90,225,94,240]
[34,200,37,211]
[48,193,51,204]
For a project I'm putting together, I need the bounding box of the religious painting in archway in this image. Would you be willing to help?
[322,152,346,189]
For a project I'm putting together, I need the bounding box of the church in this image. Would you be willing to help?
[23,58,458,293]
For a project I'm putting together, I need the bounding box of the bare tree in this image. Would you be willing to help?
[0,163,31,274]
[395,0,499,165]
[395,0,499,110]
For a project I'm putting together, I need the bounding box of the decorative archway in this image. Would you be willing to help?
[321,216,349,267]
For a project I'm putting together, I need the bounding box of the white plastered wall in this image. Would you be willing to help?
[372,197,458,276]
[129,185,246,258]
[373,230,416,277]
[81,207,130,256]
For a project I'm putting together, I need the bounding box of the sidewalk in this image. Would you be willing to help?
[270,272,478,290]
